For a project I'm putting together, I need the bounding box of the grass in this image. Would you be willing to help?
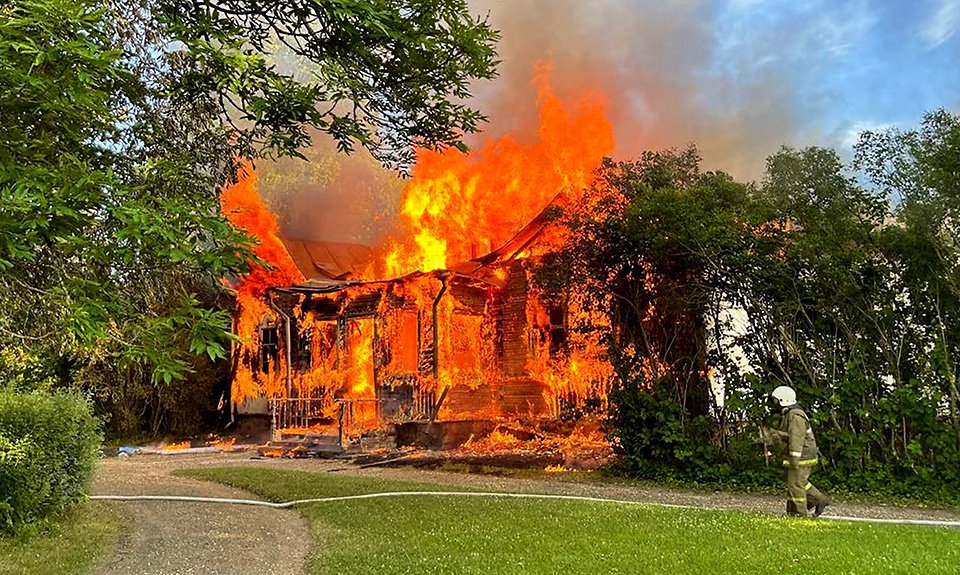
[181,466,960,575]
[0,501,122,575]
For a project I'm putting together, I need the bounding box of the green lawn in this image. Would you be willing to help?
[0,502,121,575]
[182,466,960,575]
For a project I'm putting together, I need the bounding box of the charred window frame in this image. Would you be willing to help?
[259,321,280,373]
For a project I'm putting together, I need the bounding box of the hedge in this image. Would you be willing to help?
[0,389,102,533]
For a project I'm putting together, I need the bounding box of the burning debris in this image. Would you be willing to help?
[457,419,613,469]
[117,434,246,457]
[223,67,620,458]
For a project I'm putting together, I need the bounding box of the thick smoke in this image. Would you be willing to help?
[262,0,856,243]
[258,135,404,245]
[468,0,833,181]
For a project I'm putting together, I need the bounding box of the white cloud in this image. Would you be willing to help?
[921,0,960,48]
[814,0,878,57]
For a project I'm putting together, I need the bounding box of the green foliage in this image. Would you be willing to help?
[0,501,120,575]
[158,0,500,169]
[564,114,960,501]
[0,389,102,532]
[0,349,61,393]
[608,374,779,489]
[0,0,248,387]
[75,343,227,437]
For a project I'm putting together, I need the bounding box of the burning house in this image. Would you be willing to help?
[224,69,617,451]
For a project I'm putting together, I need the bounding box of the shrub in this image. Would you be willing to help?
[608,373,960,503]
[0,389,102,533]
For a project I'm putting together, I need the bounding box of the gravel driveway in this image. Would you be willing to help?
[92,454,310,575]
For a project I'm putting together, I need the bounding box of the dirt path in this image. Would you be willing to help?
[92,455,310,575]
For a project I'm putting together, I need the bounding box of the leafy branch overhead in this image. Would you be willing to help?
[0,0,500,387]
[160,0,500,168]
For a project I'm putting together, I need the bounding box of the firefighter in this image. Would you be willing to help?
[771,385,831,517]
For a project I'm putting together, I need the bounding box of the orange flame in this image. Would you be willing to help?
[383,63,614,277]
[221,164,304,299]
[221,164,304,406]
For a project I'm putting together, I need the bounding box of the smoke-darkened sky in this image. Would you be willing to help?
[469,0,960,180]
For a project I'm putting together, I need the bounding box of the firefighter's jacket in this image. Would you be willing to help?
[779,406,818,467]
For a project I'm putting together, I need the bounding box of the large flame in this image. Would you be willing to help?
[221,164,304,405]
[222,64,619,457]
[383,63,615,277]
[221,164,304,298]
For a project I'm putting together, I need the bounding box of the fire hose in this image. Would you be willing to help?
[87,491,960,529]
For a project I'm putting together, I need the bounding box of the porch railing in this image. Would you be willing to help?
[268,397,334,440]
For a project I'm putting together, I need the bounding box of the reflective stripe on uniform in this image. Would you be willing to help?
[790,451,802,457]
[805,482,813,490]
[782,458,818,467]
[789,496,807,504]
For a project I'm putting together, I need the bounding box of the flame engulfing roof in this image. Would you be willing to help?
[279,238,374,281]
[277,204,557,296]
[453,201,557,277]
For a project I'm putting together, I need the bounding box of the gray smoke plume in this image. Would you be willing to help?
[258,135,404,245]
[261,0,880,243]
[467,0,872,180]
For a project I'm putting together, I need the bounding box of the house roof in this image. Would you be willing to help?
[280,238,374,281]
[277,193,562,294]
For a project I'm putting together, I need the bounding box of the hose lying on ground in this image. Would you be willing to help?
[88,491,960,529]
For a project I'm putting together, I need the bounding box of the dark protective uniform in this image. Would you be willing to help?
[779,405,828,516]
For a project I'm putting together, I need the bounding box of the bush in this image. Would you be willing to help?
[0,389,102,533]
[608,373,960,504]
[74,350,228,439]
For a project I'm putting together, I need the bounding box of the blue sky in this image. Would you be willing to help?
[712,0,960,149]
[472,0,960,180]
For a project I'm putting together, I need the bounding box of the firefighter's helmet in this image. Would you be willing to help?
[771,385,797,407]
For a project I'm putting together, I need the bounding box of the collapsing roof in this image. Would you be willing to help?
[275,197,559,296]
[280,239,374,281]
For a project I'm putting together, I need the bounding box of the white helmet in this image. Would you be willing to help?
[771,385,797,407]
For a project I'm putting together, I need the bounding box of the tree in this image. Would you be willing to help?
[158,0,500,169]
[0,0,499,431]
[855,110,960,435]
[568,140,960,497]
[560,150,760,452]
[0,0,241,381]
